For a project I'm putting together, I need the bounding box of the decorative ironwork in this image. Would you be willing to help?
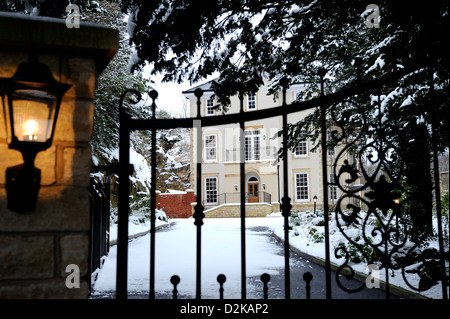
[116,88,141,299]
[107,61,448,300]
[327,83,448,297]
[206,191,272,206]
[303,272,313,300]
[217,274,226,299]
[260,273,271,300]
[149,89,158,299]
[170,275,180,299]
[88,171,111,289]
[194,88,205,299]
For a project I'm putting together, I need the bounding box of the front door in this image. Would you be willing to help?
[248,182,259,203]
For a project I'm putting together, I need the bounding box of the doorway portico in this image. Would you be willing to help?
[245,171,260,203]
[247,176,259,203]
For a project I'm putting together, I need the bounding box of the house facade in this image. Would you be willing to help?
[182,79,351,216]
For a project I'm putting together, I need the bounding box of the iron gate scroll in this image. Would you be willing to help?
[114,65,448,299]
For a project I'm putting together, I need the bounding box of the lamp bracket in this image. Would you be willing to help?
[5,164,41,213]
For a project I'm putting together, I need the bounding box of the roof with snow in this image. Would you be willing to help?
[182,78,309,96]
[181,80,214,95]
[163,189,187,194]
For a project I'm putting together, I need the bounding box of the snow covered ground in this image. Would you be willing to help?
[92,213,447,299]
[271,211,447,299]
[92,217,286,299]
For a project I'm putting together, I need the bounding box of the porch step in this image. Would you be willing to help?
[203,202,276,218]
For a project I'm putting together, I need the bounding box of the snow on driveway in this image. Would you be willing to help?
[91,217,286,299]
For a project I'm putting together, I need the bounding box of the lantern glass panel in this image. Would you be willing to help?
[5,89,57,143]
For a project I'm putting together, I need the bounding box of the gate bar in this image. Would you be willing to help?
[129,67,418,132]
[318,69,332,299]
[280,78,291,299]
[116,89,139,299]
[193,89,205,299]
[149,90,158,299]
[430,74,448,299]
[113,64,425,299]
[239,90,247,299]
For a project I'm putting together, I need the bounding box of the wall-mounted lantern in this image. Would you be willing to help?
[0,55,71,213]
[234,184,238,191]
[262,183,266,190]
[313,195,317,214]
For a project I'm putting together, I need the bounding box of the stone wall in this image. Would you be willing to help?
[0,13,118,298]
[200,203,276,218]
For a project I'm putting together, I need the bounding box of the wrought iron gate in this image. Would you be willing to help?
[113,65,449,299]
[89,170,111,288]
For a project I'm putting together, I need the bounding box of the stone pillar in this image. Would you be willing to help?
[0,13,118,298]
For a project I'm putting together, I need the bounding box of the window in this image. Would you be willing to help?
[329,173,338,201]
[295,172,309,201]
[327,129,337,156]
[245,129,260,161]
[294,130,308,157]
[204,135,217,161]
[205,177,218,204]
[206,95,215,116]
[295,91,304,102]
[247,93,256,110]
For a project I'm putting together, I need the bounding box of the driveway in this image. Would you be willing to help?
[91,217,391,299]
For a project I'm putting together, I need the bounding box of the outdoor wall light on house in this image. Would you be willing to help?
[313,195,317,214]
[0,55,71,213]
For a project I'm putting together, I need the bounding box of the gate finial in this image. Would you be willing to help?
[261,273,271,299]
[217,274,226,299]
[170,275,180,299]
[303,272,313,299]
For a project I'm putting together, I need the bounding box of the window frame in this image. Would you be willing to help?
[206,95,215,116]
[295,172,310,202]
[293,130,308,158]
[329,173,338,202]
[244,129,261,161]
[204,134,217,162]
[246,93,256,111]
[204,177,218,205]
[327,129,337,157]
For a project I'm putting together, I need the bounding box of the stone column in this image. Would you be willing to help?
[0,13,118,298]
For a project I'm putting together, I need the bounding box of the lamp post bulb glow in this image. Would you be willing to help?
[23,119,38,141]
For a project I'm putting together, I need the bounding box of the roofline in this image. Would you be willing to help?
[182,79,310,95]
[181,80,215,94]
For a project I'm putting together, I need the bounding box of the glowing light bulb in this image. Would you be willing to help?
[22,120,39,141]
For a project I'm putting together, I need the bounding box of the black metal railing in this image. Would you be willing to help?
[110,62,448,300]
[203,191,272,206]
[225,146,277,162]
[88,172,111,289]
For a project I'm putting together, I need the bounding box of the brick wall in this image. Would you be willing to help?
[156,189,196,218]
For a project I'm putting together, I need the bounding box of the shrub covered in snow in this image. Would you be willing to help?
[110,204,169,226]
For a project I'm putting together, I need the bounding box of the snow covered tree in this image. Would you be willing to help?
[120,0,449,238]
[81,1,152,167]
[86,2,191,195]
[3,0,191,223]
[0,1,152,167]
[155,126,191,193]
